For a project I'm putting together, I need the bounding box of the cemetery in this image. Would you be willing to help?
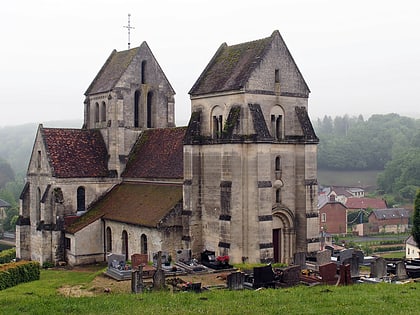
[102,247,420,294]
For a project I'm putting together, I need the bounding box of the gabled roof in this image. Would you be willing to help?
[85,42,175,96]
[122,127,186,179]
[406,235,419,247]
[85,47,138,95]
[345,197,387,210]
[189,30,309,97]
[370,208,410,220]
[66,182,182,233]
[41,126,109,178]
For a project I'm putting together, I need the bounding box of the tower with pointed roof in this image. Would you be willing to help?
[183,31,319,263]
[84,42,176,175]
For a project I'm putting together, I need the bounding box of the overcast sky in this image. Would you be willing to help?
[1,0,419,127]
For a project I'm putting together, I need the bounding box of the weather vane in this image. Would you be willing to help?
[123,14,135,49]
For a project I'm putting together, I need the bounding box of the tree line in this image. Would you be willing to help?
[314,113,420,201]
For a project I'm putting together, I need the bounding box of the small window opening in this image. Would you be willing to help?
[134,90,140,127]
[275,69,280,83]
[77,186,86,212]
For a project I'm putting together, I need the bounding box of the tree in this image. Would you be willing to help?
[412,189,420,247]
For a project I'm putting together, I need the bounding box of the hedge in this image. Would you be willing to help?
[0,248,16,264]
[0,261,40,290]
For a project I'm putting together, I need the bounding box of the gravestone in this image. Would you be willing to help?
[316,249,331,266]
[253,265,275,289]
[319,262,338,285]
[395,261,408,280]
[338,249,354,265]
[279,265,301,287]
[370,257,387,279]
[227,271,245,290]
[293,252,306,268]
[325,245,335,257]
[153,251,166,290]
[343,253,360,278]
[176,249,192,263]
[153,251,169,266]
[131,265,143,294]
[337,264,352,285]
[131,253,145,269]
[107,253,125,269]
[353,250,364,264]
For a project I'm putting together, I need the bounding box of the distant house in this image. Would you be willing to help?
[406,235,420,259]
[319,195,348,235]
[345,197,387,212]
[368,208,410,234]
[320,186,365,205]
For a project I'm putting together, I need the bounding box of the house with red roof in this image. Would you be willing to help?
[17,31,320,266]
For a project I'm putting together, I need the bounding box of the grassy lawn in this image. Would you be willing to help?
[1,267,420,314]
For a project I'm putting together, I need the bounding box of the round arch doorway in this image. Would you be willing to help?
[272,207,295,264]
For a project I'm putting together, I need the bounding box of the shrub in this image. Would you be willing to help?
[0,248,16,264]
[0,261,40,290]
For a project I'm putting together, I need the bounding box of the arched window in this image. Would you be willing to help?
[36,187,41,223]
[147,92,153,128]
[77,186,85,212]
[106,227,112,252]
[122,230,128,261]
[101,102,106,122]
[95,102,99,123]
[141,234,148,255]
[211,106,223,139]
[141,60,146,84]
[134,90,140,127]
[270,105,284,140]
[275,156,281,171]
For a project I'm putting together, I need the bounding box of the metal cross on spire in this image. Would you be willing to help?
[123,14,135,49]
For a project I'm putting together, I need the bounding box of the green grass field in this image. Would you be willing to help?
[1,267,419,314]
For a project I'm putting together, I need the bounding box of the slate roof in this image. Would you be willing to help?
[122,127,186,179]
[189,30,309,97]
[42,127,109,178]
[66,182,182,233]
[406,235,418,247]
[189,33,274,96]
[370,208,411,220]
[85,47,138,95]
[345,197,387,210]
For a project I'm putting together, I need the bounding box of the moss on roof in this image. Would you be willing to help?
[66,182,183,233]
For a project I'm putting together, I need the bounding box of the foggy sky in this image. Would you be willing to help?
[1,0,419,127]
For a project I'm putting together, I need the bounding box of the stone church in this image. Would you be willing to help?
[16,30,319,266]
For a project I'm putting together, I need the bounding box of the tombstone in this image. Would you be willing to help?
[293,252,306,268]
[319,262,338,285]
[316,249,331,266]
[131,265,144,294]
[395,261,408,280]
[153,251,169,267]
[353,250,364,264]
[370,257,387,279]
[131,253,144,269]
[337,264,352,285]
[152,251,166,290]
[338,249,354,265]
[176,249,192,263]
[253,265,275,289]
[325,245,335,257]
[279,265,301,287]
[227,271,245,290]
[107,253,125,269]
[343,253,360,278]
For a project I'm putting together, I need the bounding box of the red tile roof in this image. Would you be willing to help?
[345,197,387,210]
[42,127,109,178]
[66,182,182,233]
[122,127,186,179]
